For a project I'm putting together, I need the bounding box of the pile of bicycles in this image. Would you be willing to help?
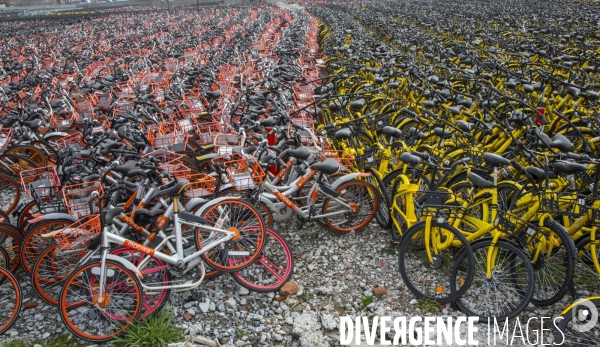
[0,5,385,342]
[307,0,600,335]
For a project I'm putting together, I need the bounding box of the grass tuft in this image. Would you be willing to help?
[416,297,440,313]
[0,334,83,347]
[361,296,374,307]
[113,308,184,347]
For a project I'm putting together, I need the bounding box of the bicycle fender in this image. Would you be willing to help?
[27,213,77,224]
[258,196,279,216]
[184,198,209,211]
[193,196,241,217]
[560,297,600,315]
[331,172,370,190]
[91,254,143,278]
[42,132,68,139]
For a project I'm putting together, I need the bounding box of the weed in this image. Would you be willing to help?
[113,308,184,347]
[416,297,440,313]
[361,296,374,307]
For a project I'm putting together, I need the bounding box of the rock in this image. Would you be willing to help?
[372,286,387,298]
[239,287,250,296]
[209,302,216,312]
[275,295,288,302]
[322,304,335,311]
[41,333,50,339]
[199,301,210,314]
[285,317,294,325]
[191,336,217,347]
[23,302,39,310]
[225,298,236,309]
[183,312,193,321]
[34,314,44,321]
[281,282,299,295]
[409,298,418,305]
[292,312,329,347]
[321,314,337,330]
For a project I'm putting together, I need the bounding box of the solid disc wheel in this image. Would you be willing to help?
[398,220,474,304]
[323,179,379,233]
[59,260,142,342]
[0,266,22,335]
[231,227,294,293]
[196,199,265,272]
[554,298,600,346]
[452,239,535,321]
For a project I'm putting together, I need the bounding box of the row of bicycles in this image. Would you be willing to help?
[307,0,600,344]
[0,5,383,342]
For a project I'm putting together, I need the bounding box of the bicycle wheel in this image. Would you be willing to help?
[522,220,575,307]
[0,153,39,178]
[20,219,73,274]
[0,246,8,268]
[0,174,20,215]
[554,298,600,346]
[4,145,47,167]
[398,220,474,304]
[0,266,22,335]
[59,259,142,342]
[572,233,600,298]
[322,179,379,233]
[452,239,535,321]
[31,140,59,165]
[231,227,294,293]
[109,246,171,319]
[16,200,40,234]
[0,227,22,273]
[196,199,265,272]
[31,243,89,307]
[366,168,391,230]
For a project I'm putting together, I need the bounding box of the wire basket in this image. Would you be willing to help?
[62,181,103,218]
[21,166,61,200]
[52,215,101,251]
[320,150,354,171]
[0,127,13,154]
[148,131,189,152]
[214,133,241,155]
[225,158,265,190]
[142,150,191,177]
[196,122,222,145]
[355,147,380,170]
[49,113,75,130]
[54,133,84,152]
[184,173,217,198]
[367,114,391,130]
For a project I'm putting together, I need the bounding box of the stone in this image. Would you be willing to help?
[225,298,236,308]
[41,333,50,339]
[322,304,335,311]
[183,312,193,321]
[321,314,337,331]
[191,336,217,347]
[409,298,418,305]
[280,282,299,295]
[209,302,216,312]
[239,287,250,296]
[274,295,288,302]
[372,286,387,298]
[199,301,210,314]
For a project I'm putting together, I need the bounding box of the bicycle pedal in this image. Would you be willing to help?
[296,222,304,231]
[390,240,400,248]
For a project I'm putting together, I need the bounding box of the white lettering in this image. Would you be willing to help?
[423,317,435,345]
[393,317,406,345]
[339,317,353,345]
[437,317,452,345]
[364,317,378,345]
[380,317,391,345]
[409,317,422,345]
[510,318,526,345]
[526,317,539,345]
[467,317,479,345]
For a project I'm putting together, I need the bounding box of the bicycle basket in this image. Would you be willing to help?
[62,181,103,218]
[355,148,380,170]
[183,173,216,198]
[214,133,241,155]
[21,166,61,200]
[52,215,101,251]
[224,158,265,190]
[0,127,13,155]
[320,150,354,172]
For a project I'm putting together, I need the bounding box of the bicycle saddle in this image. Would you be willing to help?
[260,117,276,127]
[255,90,270,97]
[408,127,426,139]
[433,127,452,138]
[400,152,421,166]
[24,119,41,131]
[232,146,257,155]
[483,153,509,167]
[553,161,588,175]
[113,160,139,176]
[550,134,573,152]
[525,167,558,180]
[205,90,221,99]
[382,126,402,138]
[287,146,311,160]
[456,120,474,131]
[446,106,463,115]
[156,180,189,198]
[467,172,492,188]
[310,158,340,175]
[104,207,124,225]
[387,82,400,88]
[334,128,352,140]
[350,99,366,111]
[422,100,437,108]
[328,100,347,112]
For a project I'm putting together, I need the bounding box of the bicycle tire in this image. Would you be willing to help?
[0,227,22,273]
[0,266,22,335]
[572,233,600,299]
[231,227,294,293]
[4,144,48,167]
[0,153,39,178]
[452,238,535,321]
[554,297,600,346]
[322,179,379,233]
[196,199,265,272]
[59,259,142,342]
[398,220,474,304]
[20,218,73,275]
[0,246,8,269]
[366,168,391,230]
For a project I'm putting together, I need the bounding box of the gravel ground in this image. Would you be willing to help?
[0,220,572,346]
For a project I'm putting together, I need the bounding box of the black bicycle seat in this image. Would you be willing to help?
[287,146,311,160]
[156,180,189,198]
[483,153,510,167]
[553,161,588,175]
[113,160,139,176]
[334,128,352,140]
[467,172,492,188]
[400,152,421,166]
[310,158,340,175]
[382,126,402,138]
